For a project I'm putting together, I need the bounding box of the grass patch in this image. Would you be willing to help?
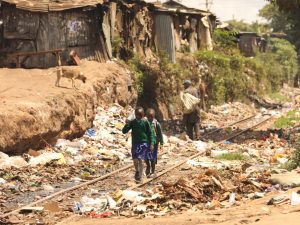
[279,148,300,171]
[269,92,290,102]
[215,153,246,161]
[274,110,300,128]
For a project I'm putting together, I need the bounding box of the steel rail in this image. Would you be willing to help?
[201,114,257,139]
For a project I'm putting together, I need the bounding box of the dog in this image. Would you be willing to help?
[55,67,87,89]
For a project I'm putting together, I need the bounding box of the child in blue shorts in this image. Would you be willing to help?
[145,108,164,178]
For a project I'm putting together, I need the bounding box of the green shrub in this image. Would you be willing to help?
[274,110,300,128]
[215,152,246,161]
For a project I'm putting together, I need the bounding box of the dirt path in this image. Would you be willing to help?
[0,61,136,154]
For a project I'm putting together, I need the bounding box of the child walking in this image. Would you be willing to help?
[145,108,164,178]
[122,107,155,183]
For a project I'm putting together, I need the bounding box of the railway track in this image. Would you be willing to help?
[0,114,274,221]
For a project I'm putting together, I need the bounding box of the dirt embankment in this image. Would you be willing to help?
[0,61,137,154]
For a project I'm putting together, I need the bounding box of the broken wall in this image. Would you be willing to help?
[1,3,109,68]
[109,1,153,60]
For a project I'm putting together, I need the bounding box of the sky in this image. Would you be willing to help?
[161,0,267,23]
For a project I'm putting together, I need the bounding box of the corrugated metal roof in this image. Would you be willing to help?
[154,0,213,16]
[1,0,104,12]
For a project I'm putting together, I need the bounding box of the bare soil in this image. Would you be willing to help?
[0,61,136,154]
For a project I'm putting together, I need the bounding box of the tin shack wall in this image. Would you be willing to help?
[1,4,109,68]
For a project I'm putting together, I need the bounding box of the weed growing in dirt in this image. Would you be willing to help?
[215,152,246,161]
[269,92,291,103]
[274,110,300,128]
[280,148,300,171]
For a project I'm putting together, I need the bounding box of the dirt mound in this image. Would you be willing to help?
[0,61,137,154]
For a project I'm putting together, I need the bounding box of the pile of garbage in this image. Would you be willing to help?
[0,104,135,206]
[207,133,294,166]
[204,102,257,128]
[71,167,271,218]
[0,104,131,171]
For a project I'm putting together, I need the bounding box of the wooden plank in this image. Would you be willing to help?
[8,49,63,57]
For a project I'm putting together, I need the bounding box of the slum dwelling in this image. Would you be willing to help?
[0,0,216,68]
[96,0,217,63]
[150,0,216,62]
[0,0,110,68]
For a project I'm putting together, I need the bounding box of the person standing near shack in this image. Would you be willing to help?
[182,80,201,140]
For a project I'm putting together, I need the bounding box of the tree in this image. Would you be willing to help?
[226,19,270,34]
[264,0,300,86]
[259,4,291,33]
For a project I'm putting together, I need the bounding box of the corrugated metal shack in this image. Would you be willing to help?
[0,0,217,68]
[151,0,216,62]
[0,0,109,68]
[237,32,258,57]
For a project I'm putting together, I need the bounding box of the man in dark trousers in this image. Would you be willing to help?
[183,80,201,140]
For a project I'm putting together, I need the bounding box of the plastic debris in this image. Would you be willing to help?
[211,150,229,158]
[290,192,300,206]
[29,152,65,166]
[229,193,235,206]
[79,196,108,213]
[0,178,6,185]
[86,128,97,137]
[0,156,28,169]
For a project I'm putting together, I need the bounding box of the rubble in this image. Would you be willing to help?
[95,166,272,217]
[203,102,258,128]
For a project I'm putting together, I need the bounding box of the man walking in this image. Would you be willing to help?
[182,80,201,140]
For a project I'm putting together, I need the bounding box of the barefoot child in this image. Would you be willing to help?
[122,107,155,183]
[145,108,164,178]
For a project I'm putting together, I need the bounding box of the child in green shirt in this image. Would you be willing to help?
[122,107,155,183]
[145,108,164,178]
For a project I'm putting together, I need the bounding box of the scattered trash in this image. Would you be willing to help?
[267,195,289,205]
[29,152,66,166]
[0,156,28,169]
[229,193,235,206]
[290,192,300,206]
[86,128,96,137]
[0,178,6,185]
[42,184,55,192]
[20,207,44,213]
[79,196,108,213]
[211,150,229,158]
[88,211,113,218]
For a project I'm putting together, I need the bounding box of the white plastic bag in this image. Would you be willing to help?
[180,92,200,114]
[291,192,300,206]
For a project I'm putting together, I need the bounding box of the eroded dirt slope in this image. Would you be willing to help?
[0,61,136,154]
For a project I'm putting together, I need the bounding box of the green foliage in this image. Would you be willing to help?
[213,29,237,49]
[269,92,290,102]
[259,4,290,33]
[280,148,300,171]
[128,56,148,97]
[112,36,123,58]
[215,152,246,161]
[274,110,300,128]
[226,19,270,34]
[195,50,252,104]
[269,38,298,84]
